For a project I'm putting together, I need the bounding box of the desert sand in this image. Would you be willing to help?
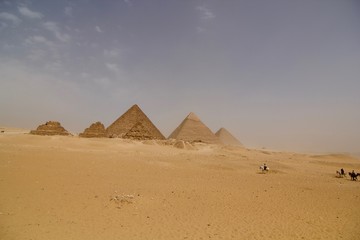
[1,129,360,240]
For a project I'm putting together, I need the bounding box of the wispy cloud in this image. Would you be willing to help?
[45,61,63,71]
[18,6,43,19]
[0,22,8,29]
[0,12,21,25]
[2,43,15,51]
[95,25,102,33]
[196,6,215,21]
[196,26,205,33]
[64,6,72,17]
[93,77,111,87]
[25,35,54,46]
[124,0,132,6]
[81,72,90,78]
[27,49,47,61]
[103,48,121,58]
[105,63,120,74]
[43,21,71,42]
[0,59,82,126]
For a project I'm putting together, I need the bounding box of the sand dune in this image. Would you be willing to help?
[1,132,359,240]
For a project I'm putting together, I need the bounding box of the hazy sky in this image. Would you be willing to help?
[1,0,359,153]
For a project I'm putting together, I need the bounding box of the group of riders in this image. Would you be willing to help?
[337,168,360,181]
[260,164,359,181]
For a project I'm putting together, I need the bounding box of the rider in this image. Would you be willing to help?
[263,163,267,171]
[340,168,345,175]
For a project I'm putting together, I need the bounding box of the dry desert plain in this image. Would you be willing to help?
[1,128,360,240]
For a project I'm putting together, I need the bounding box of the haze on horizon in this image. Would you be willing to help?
[0,0,359,154]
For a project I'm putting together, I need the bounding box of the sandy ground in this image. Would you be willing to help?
[0,130,360,240]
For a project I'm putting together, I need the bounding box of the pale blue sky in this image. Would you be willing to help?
[1,0,359,153]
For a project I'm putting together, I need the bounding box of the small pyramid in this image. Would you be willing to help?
[215,128,242,146]
[168,112,220,144]
[79,121,106,138]
[30,121,71,136]
[106,104,165,140]
[123,122,153,140]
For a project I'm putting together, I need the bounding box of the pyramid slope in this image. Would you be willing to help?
[215,128,242,146]
[79,122,106,138]
[123,122,153,140]
[106,104,165,140]
[30,121,71,136]
[168,112,220,144]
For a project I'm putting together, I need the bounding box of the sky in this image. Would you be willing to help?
[1,0,359,154]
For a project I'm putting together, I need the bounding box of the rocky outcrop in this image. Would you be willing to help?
[30,121,71,136]
[173,140,196,150]
[79,122,106,138]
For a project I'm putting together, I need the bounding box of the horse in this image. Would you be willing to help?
[259,165,269,172]
[336,169,346,178]
[348,171,360,181]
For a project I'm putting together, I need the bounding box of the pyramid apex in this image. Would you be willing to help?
[216,127,231,135]
[186,112,200,121]
[131,104,140,109]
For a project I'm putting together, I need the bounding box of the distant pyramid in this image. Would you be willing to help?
[79,121,106,138]
[215,128,242,146]
[106,104,165,140]
[168,112,220,144]
[30,121,71,136]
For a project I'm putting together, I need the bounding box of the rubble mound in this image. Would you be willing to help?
[30,121,71,136]
[79,122,106,138]
[173,140,195,150]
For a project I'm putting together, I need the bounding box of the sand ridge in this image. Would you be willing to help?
[0,133,360,240]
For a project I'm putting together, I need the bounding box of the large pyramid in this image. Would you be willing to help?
[105,104,165,140]
[168,112,220,144]
[215,128,242,146]
[79,121,106,138]
[30,121,71,136]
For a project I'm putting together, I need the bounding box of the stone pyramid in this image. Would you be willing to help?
[106,104,165,140]
[30,121,71,136]
[123,122,153,140]
[168,112,220,144]
[79,121,106,138]
[215,128,242,146]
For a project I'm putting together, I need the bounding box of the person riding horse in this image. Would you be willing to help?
[349,170,360,181]
[336,168,346,178]
[260,163,269,172]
